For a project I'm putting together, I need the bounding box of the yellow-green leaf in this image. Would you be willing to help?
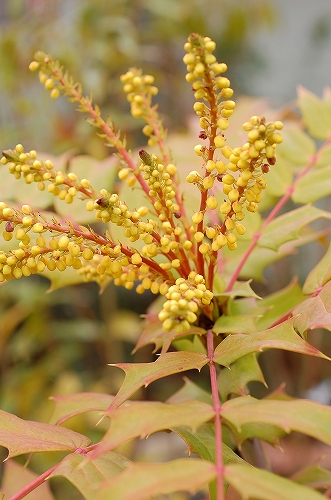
[292,165,331,203]
[293,281,331,337]
[303,240,331,294]
[49,392,114,425]
[297,86,331,140]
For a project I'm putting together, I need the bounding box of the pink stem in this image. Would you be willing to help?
[9,463,59,500]
[207,329,224,500]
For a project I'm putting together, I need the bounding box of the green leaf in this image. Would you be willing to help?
[225,463,325,500]
[303,240,331,294]
[315,143,331,168]
[217,353,266,400]
[50,452,130,500]
[292,165,331,203]
[297,86,331,140]
[213,318,329,368]
[293,281,331,337]
[95,459,216,500]
[49,392,114,425]
[277,127,316,166]
[166,377,212,405]
[42,266,89,292]
[291,463,331,490]
[174,423,246,465]
[0,409,91,458]
[263,152,293,197]
[90,400,214,458]
[215,280,261,301]
[213,314,258,335]
[222,396,331,447]
[258,205,331,251]
[256,280,304,330]
[108,351,209,408]
[1,459,54,500]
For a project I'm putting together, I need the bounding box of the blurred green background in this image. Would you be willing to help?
[1,1,331,497]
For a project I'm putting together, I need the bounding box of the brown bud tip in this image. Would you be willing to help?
[96,197,109,208]
[139,149,153,166]
[267,157,276,166]
[261,164,270,173]
[216,174,224,182]
[199,131,207,140]
[5,221,14,232]
[173,212,181,219]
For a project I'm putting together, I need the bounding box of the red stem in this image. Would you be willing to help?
[207,329,224,500]
[9,463,58,500]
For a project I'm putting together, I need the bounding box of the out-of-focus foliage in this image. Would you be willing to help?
[0,0,276,156]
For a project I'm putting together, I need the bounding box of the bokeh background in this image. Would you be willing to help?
[1,1,331,497]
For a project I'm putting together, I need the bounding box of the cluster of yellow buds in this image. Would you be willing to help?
[158,273,214,333]
[1,145,96,204]
[120,68,164,148]
[0,33,285,340]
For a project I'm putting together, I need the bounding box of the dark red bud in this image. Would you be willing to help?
[199,130,207,140]
[96,197,109,208]
[5,221,14,232]
[267,157,276,166]
[173,212,181,219]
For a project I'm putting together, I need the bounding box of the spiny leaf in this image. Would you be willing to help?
[49,392,114,425]
[297,85,331,140]
[165,377,211,405]
[225,463,325,500]
[258,205,331,251]
[222,396,331,447]
[95,459,216,500]
[108,351,209,408]
[303,240,331,294]
[293,281,331,337]
[0,409,91,458]
[213,318,329,368]
[90,400,214,458]
[217,353,266,401]
[215,280,261,302]
[292,164,331,204]
[50,451,130,500]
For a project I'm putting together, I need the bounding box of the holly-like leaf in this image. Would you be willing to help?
[291,463,331,490]
[0,409,91,458]
[50,451,130,500]
[303,241,331,294]
[95,459,216,500]
[213,318,329,368]
[217,353,266,401]
[49,392,114,425]
[293,281,331,337]
[292,165,331,204]
[297,86,331,140]
[225,463,325,500]
[258,205,331,251]
[90,400,214,458]
[1,459,54,500]
[315,143,331,168]
[166,377,211,405]
[222,396,331,447]
[108,351,209,408]
[215,280,261,301]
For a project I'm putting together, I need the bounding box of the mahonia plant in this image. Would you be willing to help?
[1,32,331,499]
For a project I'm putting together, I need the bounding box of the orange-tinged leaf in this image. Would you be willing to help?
[90,400,214,458]
[95,459,216,500]
[1,459,54,500]
[291,463,331,490]
[297,85,331,140]
[108,351,209,408]
[222,396,331,447]
[0,409,91,458]
[49,392,114,425]
[213,318,329,368]
[217,353,266,400]
[225,463,325,500]
[293,281,331,337]
[50,451,130,500]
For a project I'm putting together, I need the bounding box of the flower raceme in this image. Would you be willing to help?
[0,33,282,336]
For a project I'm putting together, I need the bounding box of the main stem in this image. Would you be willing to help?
[207,329,224,500]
